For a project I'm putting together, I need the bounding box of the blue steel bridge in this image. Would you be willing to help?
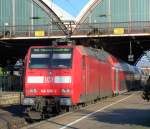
[0,0,150,65]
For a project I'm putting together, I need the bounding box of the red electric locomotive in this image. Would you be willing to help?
[23,45,140,119]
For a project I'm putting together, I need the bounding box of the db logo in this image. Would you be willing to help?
[44,76,54,83]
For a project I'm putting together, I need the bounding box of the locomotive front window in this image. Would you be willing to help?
[29,48,72,69]
[30,53,50,68]
[51,50,72,68]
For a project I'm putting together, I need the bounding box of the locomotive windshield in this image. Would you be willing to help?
[29,48,73,68]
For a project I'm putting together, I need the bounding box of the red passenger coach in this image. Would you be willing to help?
[23,45,140,119]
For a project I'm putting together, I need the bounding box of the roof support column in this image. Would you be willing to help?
[12,0,16,34]
[108,0,111,33]
[128,0,131,33]
[31,1,34,32]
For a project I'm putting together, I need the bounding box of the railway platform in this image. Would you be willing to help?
[22,91,150,129]
[0,104,26,129]
[0,92,23,105]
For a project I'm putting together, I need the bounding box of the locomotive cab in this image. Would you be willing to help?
[23,46,76,118]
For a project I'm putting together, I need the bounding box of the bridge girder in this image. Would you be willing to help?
[74,0,102,33]
[32,0,69,36]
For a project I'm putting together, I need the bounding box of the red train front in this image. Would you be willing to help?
[23,46,87,118]
[23,45,141,119]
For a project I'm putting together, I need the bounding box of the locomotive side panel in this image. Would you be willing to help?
[71,47,83,104]
[85,56,100,101]
[80,51,113,102]
[79,55,97,102]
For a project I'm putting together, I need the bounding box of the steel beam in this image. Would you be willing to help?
[32,0,69,36]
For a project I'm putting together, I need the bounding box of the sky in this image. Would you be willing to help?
[53,0,89,17]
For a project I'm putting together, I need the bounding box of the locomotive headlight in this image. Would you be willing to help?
[23,97,35,105]
[29,88,37,93]
[61,89,71,94]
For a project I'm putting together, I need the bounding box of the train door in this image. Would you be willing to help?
[80,55,87,102]
[115,68,119,95]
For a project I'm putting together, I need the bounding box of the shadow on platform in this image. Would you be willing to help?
[0,105,26,129]
[0,104,25,117]
[90,109,150,127]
